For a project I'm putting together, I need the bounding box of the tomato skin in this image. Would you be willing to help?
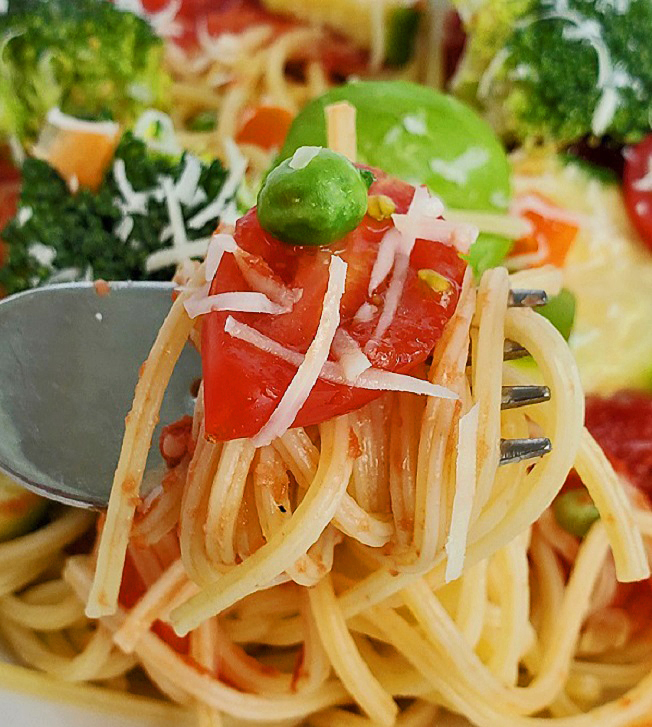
[623,135,652,252]
[202,171,466,442]
[584,391,652,496]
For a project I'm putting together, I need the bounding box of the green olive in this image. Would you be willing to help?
[256,147,369,246]
[553,488,600,538]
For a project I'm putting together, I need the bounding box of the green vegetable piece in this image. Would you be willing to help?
[538,288,576,341]
[257,147,368,246]
[279,81,511,213]
[0,473,48,542]
[452,0,652,144]
[0,133,230,294]
[465,233,514,279]
[279,81,513,269]
[385,7,421,67]
[553,488,600,539]
[188,111,218,133]
[0,0,171,144]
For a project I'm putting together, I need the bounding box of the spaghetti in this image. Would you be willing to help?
[1,105,652,727]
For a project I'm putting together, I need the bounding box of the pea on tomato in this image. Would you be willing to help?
[202,169,466,441]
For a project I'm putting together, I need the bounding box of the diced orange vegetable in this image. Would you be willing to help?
[34,121,120,192]
[510,193,579,269]
[236,105,294,151]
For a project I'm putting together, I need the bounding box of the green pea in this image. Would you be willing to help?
[256,147,369,247]
[553,488,600,538]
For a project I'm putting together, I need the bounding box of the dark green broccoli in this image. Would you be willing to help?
[453,0,652,145]
[0,0,171,143]
[0,133,230,294]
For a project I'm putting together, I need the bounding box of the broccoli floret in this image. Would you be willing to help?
[452,0,652,145]
[0,0,170,143]
[0,134,230,294]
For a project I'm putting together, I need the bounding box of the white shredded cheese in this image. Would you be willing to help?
[332,329,371,383]
[205,232,238,282]
[224,317,457,400]
[114,216,134,242]
[47,267,81,284]
[161,176,187,251]
[184,291,287,320]
[17,207,33,227]
[188,139,246,230]
[45,107,120,138]
[113,158,148,215]
[28,243,56,268]
[289,146,322,170]
[145,238,211,273]
[445,403,480,583]
[430,148,490,187]
[252,256,348,447]
[233,250,302,308]
[368,227,401,294]
[68,175,79,194]
[175,154,203,205]
[353,301,378,323]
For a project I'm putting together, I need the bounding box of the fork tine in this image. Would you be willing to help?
[501,385,550,410]
[509,289,548,307]
[499,437,551,465]
[502,340,529,360]
[466,339,529,367]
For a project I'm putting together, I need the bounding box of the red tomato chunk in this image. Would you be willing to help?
[202,171,466,441]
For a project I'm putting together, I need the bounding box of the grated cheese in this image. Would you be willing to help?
[289,146,322,170]
[161,176,188,252]
[28,243,56,268]
[175,154,203,205]
[445,403,480,583]
[224,317,457,400]
[332,329,372,383]
[145,238,211,273]
[353,301,378,323]
[113,159,148,215]
[114,0,183,38]
[45,107,119,138]
[205,232,238,282]
[114,216,134,242]
[368,228,401,294]
[184,291,287,319]
[188,139,246,230]
[251,256,348,447]
[17,207,33,227]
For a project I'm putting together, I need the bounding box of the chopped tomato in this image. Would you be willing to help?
[584,391,652,496]
[623,134,652,252]
[236,106,294,151]
[510,193,579,268]
[119,549,190,654]
[202,170,466,441]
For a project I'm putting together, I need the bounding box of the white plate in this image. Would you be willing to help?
[0,642,189,727]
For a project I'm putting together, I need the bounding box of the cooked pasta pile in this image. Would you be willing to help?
[164,22,416,177]
[1,259,650,726]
